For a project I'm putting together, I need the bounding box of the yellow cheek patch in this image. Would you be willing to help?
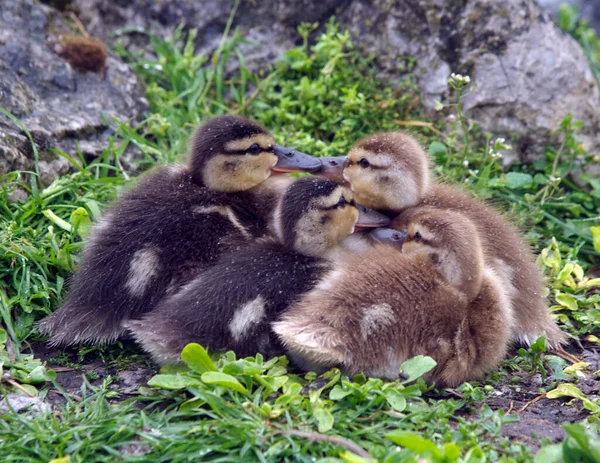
[203,153,277,192]
[312,186,344,209]
[224,134,274,152]
[327,207,359,246]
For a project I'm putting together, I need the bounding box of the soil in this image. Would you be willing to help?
[27,340,600,451]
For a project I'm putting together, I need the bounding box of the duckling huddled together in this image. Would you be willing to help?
[40,115,566,387]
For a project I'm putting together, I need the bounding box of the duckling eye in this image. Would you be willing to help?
[359,158,370,168]
[414,231,422,242]
[337,196,347,207]
[247,143,262,155]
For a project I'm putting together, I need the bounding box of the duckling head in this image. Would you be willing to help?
[279,177,390,258]
[397,209,484,300]
[319,132,431,213]
[190,115,322,191]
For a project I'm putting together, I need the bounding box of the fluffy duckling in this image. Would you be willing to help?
[125,177,389,364]
[273,209,514,387]
[320,133,566,348]
[39,116,322,347]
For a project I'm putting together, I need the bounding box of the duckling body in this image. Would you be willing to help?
[273,210,513,387]
[39,116,321,346]
[334,132,566,348]
[126,177,389,364]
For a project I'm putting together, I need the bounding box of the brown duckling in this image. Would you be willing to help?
[39,115,322,346]
[319,132,566,348]
[273,209,514,387]
[125,177,390,364]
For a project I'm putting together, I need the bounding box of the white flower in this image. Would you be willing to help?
[463,160,469,168]
[448,73,471,88]
[549,176,562,183]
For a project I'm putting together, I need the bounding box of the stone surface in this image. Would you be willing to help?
[2,0,599,169]
[67,0,600,162]
[0,393,51,414]
[336,0,600,161]
[0,0,147,185]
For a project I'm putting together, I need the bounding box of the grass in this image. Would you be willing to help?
[1,11,600,463]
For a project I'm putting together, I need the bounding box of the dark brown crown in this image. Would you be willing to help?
[189,115,269,185]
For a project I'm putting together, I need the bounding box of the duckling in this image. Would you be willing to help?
[124,177,390,364]
[39,115,322,347]
[320,132,566,348]
[273,209,514,387]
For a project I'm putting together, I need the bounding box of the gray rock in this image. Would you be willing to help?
[64,0,600,161]
[337,0,600,161]
[0,393,51,415]
[0,0,147,185]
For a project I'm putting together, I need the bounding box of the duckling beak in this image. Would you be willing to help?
[354,204,391,229]
[317,156,347,183]
[369,228,407,249]
[271,145,322,173]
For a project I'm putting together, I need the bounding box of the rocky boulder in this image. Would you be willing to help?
[0,0,147,185]
[337,0,600,161]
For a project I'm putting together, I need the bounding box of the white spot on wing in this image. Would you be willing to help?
[194,206,251,239]
[229,296,266,342]
[360,303,395,339]
[125,248,160,297]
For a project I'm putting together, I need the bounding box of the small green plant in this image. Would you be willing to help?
[559,3,600,88]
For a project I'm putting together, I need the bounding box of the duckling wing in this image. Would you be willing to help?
[39,166,271,346]
[125,245,331,365]
[273,247,470,380]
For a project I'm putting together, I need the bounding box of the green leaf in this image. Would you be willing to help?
[43,210,72,232]
[329,385,353,401]
[201,371,249,395]
[339,451,375,463]
[222,359,263,376]
[463,446,486,463]
[429,141,447,157]
[70,207,92,238]
[534,444,563,463]
[443,442,461,460]
[386,431,442,459]
[591,227,600,253]
[563,423,600,462]
[555,293,579,311]
[313,405,334,433]
[11,365,56,384]
[82,199,102,221]
[148,374,202,390]
[400,356,437,383]
[383,388,407,412]
[181,343,217,373]
[530,333,547,354]
[505,172,533,189]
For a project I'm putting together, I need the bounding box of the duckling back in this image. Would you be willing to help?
[125,177,385,364]
[39,166,273,346]
[274,247,513,387]
[406,184,565,348]
[125,242,330,364]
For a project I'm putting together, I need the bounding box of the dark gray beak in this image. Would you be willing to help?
[354,203,391,228]
[317,156,347,183]
[369,228,407,249]
[272,145,322,173]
